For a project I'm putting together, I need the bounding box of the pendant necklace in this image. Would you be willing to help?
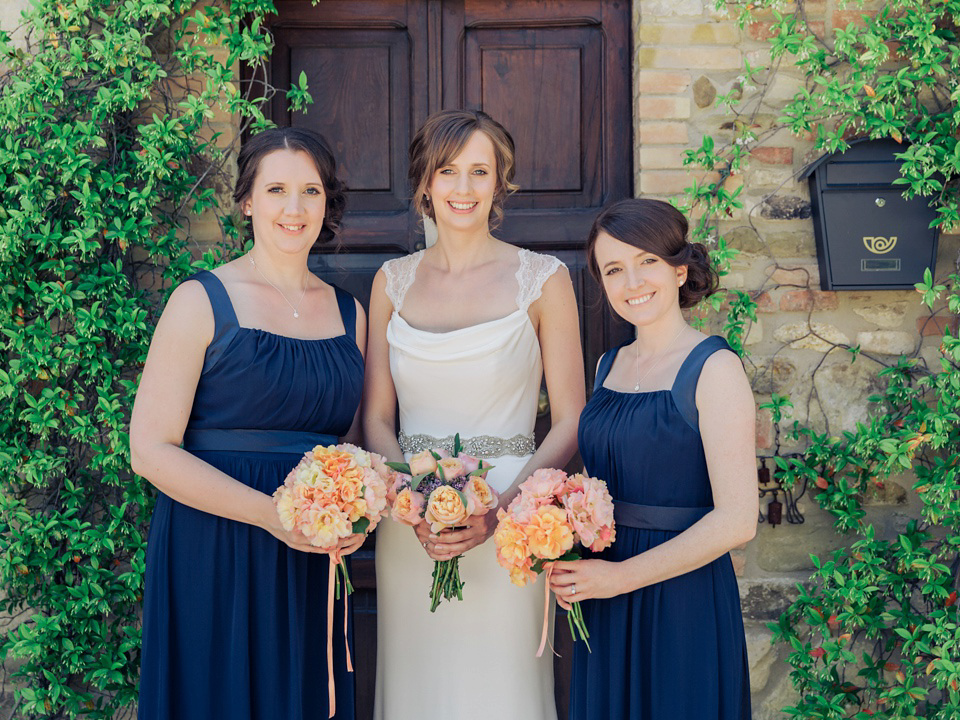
[248,253,307,319]
[634,325,686,392]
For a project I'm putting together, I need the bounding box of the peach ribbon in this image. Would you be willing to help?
[326,552,354,719]
[536,563,557,658]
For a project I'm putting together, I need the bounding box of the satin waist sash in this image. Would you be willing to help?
[182,428,337,455]
[614,501,712,532]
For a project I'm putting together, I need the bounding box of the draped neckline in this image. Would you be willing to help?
[390,306,532,337]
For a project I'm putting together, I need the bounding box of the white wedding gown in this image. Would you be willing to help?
[374,247,562,720]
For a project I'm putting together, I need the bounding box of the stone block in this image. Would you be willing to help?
[812,290,839,311]
[756,518,849,573]
[814,357,887,431]
[637,70,691,94]
[750,357,797,395]
[640,146,687,170]
[639,22,740,45]
[748,166,801,189]
[731,548,747,576]
[756,407,774,450]
[770,266,816,286]
[753,291,776,313]
[856,330,915,356]
[637,121,689,144]
[773,321,849,351]
[640,0,705,16]
[832,9,870,29]
[636,95,691,120]
[863,479,908,506]
[764,231,816,256]
[852,302,908,329]
[752,146,795,165]
[745,318,763,346]
[760,196,812,220]
[744,620,778,693]
[638,46,742,70]
[693,75,717,108]
[640,170,720,195]
[738,579,803,620]
[779,289,813,312]
[916,315,959,337]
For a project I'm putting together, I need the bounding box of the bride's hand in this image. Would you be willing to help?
[422,512,498,561]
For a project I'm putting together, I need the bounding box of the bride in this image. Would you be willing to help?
[364,109,585,720]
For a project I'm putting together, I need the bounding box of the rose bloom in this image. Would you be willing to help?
[508,560,537,588]
[392,487,426,526]
[362,468,388,516]
[274,487,297,532]
[459,454,482,475]
[296,462,335,494]
[386,472,410,504]
[505,492,538,524]
[522,467,568,506]
[437,457,464,480]
[409,450,438,476]
[425,485,468,532]
[338,474,365,504]
[464,476,498,515]
[494,511,530,568]
[526,505,575,559]
[301,505,352,548]
[340,496,369,524]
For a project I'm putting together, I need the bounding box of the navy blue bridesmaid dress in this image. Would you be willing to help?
[138,271,363,720]
[570,335,751,720]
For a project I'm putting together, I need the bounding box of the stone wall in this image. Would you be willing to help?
[633,1,959,717]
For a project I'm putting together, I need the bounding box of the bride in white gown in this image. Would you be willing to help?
[364,110,585,720]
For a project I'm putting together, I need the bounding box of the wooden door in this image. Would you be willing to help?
[261,2,632,716]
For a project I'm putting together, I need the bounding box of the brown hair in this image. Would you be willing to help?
[408,109,519,231]
[234,127,346,245]
[586,198,719,309]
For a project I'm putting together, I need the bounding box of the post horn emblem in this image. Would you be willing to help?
[863,236,897,254]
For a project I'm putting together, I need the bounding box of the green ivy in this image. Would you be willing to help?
[0,1,309,716]
[686,1,960,717]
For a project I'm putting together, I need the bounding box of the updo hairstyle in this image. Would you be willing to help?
[408,109,519,231]
[586,198,719,309]
[233,127,346,245]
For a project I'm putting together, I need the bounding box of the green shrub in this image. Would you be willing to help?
[0,1,304,716]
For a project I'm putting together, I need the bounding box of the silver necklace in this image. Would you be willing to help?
[634,326,686,392]
[248,254,307,319]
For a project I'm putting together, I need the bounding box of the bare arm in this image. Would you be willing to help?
[129,281,327,553]
[550,348,758,605]
[428,266,586,559]
[362,269,404,464]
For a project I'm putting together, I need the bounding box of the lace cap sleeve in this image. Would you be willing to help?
[515,248,564,311]
[382,250,425,312]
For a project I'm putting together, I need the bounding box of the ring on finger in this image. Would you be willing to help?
[422,541,428,549]
[571,583,577,596]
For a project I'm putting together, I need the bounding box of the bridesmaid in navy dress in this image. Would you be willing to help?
[550,198,757,719]
[130,128,365,719]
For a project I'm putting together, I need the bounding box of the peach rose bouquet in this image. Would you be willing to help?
[273,443,390,598]
[386,434,497,612]
[494,468,615,653]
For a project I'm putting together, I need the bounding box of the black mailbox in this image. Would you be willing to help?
[801,138,939,290]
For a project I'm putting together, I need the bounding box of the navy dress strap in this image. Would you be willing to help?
[593,338,632,392]
[670,335,735,431]
[333,285,356,342]
[187,270,240,372]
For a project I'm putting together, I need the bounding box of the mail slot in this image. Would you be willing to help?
[801,138,939,290]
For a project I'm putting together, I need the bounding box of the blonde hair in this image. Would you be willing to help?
[408,110,519,231]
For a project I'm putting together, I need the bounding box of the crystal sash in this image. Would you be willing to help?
[397,430,535,458]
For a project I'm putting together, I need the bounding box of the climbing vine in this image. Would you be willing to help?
[682,1,960,717]
[0,1,307,716]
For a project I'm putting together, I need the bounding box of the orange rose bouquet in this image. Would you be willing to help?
[386,434,497,612]
[494,468,615,653]
[274,443,390,597]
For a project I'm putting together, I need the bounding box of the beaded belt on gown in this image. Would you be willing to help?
[397,430,535,458]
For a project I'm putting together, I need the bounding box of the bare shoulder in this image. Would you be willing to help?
[697,346,752,410]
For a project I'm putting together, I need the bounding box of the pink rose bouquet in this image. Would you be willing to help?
[493,468,615,653]
[387,434,498,612]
